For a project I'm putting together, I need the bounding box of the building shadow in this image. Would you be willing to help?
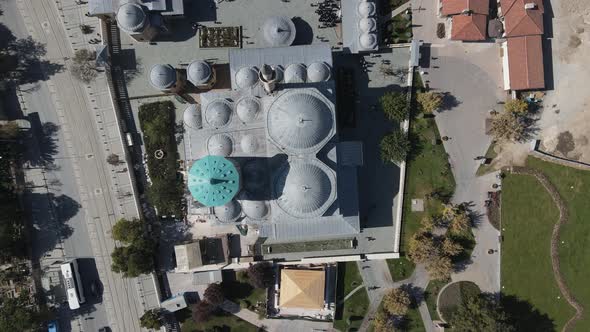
[185,0,217,23]
[291,17,314,45]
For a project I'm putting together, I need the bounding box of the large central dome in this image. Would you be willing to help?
[267,90,335,154]
[274,160,336,218]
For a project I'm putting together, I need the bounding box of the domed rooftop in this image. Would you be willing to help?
[243,159,269,195]
[358,1,376,16]
[117,3,147,33]
[359,33,378,49]
[183,104,202,129]
[207,134,234,156]
[239,193,269,220]
[187,60,212,86]
[236,97,260,123]
[149,64,176,90]
[235,67,258,89]
[284,64,307,83]
[240,135,259,154]
[306,62,331,82]
[214,200,241,222]
[188,155,240,207]
[359,17,377,32]
[261,16,297,47]
[274,160,336,218]
[267,90,335,154]
[204,100,232,128]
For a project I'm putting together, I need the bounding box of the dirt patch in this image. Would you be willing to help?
[555,131,576,157]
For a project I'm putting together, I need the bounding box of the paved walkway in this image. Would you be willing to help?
[220,301,335,332]
[342,284,365,303]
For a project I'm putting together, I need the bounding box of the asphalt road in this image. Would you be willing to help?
[2,0,150,331]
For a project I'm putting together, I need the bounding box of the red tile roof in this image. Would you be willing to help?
[507,35,545,90]
[501,0,544,37]
[441,0,489,16]
[451,14,487,40]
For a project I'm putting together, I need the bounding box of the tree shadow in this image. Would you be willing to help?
[501,294,555,332]
[438,92,461,111]
[25,113,59,167]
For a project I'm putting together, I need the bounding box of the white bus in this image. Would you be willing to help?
[60,260,85,310]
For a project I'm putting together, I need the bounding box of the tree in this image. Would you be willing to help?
[383,288,411,316]
[380,130,410,164]
[203,283,225,306]
[490,111,526,142]
[111,218,143,244]
[0,292,38,331]
[426,255,453,280]
[380,91,408,122]
[450,294,515,332]
[504,99,529,116]
[420,215,435,231]
[106,153,121,166]
[441,203,460,222]
[140,309,162,330]
[0,122,20,139]
[373,309,394,332]
[417,92,443,113]
[192,301,215,323]
[70,49,98,83]
[111,239,155,278]
[449,211,471,235]
[79,24,93,34]
[441,237,462,257]
[408,230,437,264]
[247,262,275,289]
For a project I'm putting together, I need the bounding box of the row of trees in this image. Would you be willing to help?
[110,218,155,278]
[378,91,444,164]
[408,204,472,280]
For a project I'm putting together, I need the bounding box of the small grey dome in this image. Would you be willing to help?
[207,134,233,156]
[267,90,335,154]
[214,200,241,222]
[359,33,378,49]
[235,67,258,89]
[205,100,232,128]
[274,160,335,218]
[149,64,176,90]
[240,135,259,153]
[236,97,260,123]
[117,3,147,33]
[187,60,212,86]
[183,104,202,129]
[241,199,269,220]
[306,62,331,82]
[261,16,297,47]
[359,17,377,32]
[284,64,307,83]
[358,1,376,16]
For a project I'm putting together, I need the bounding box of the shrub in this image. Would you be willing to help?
[247,262,274,289]
[504,99,529,116]
[437,23,445,39]
[192,301,215,323]
[417,92,443,113]
[203,283,225,306]
[490,111,527,142]
[140,309,162,329]
[70,49,98,83]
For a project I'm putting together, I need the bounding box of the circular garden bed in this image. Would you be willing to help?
[437,281,481,322]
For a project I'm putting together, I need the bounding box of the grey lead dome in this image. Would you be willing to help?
[183,104,202,129]
[117,3,147,33]
[236,97,260,123]
[205,100,232,128]
[235,67,259,89]
[207,134,234,156]
[306,62,331,82]
[149,64,177,90]
[274,160,335,218]
[187,60,212,86]
[261,16,297,47]
[214,200,241,222]
[267,90,335,154]
[284,63,307,83]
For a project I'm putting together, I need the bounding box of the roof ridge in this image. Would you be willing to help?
[456,16,486,39]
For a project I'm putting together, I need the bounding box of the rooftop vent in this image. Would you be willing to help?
[524,3,537,9]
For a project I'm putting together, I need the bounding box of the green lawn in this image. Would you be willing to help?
[400,73,456,252]
[341,261,364,296]
[334,287,370,331]
[424,279,449,321]
[501,163,575,331]
[176,309,258,332]
[437,281,480,321]
[387,257,415,282]
[389,12,413,44]
[516,157,590,331]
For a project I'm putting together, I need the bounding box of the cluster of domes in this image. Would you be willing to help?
[357,1,378,51]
